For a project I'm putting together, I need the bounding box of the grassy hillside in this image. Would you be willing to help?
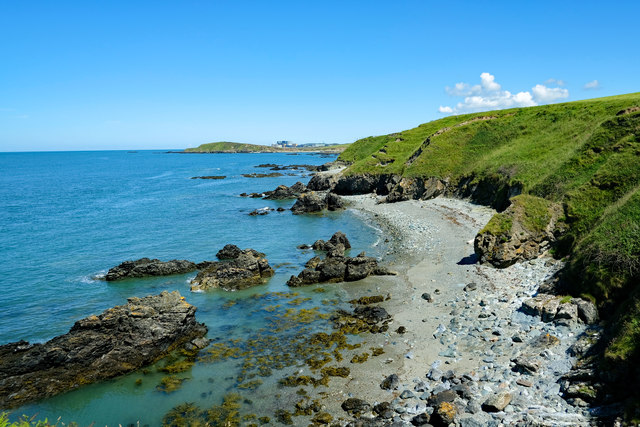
[185,141,350,153]
[339,93,640,376]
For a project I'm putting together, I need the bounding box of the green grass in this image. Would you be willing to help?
[338,92,640,371]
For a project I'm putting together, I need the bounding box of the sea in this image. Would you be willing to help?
[0,150,385,426]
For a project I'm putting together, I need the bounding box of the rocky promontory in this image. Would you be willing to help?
[105,258,198,281]
[291,192,345,214]
[0,291,208,408]
[190,245,274,291]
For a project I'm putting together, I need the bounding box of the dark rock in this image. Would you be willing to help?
[291,192,326,214]
[385,177,447,203]
[373,402,395,419]
[353,306,391,323]
[190,175,226,179]
[248,209,269,216]
[297,244,312,250]
[326,192,345,211]
[463,282,477,292]
[287,235,394,287]
[555,303,578,325]
[242,172,283,178]
[333,174,380,195]
[216,244,243,260]
[395,326,407,334]
[410,413,430,426]
[482,392,512,412]
[428,390,457,406]
[421,293,433,302]
[341,397,371,414]
[190,248,274,291]
[276,207,286,212]
[380,374,399,390]
[307,173,338,191]
[105,258,197,281]
[0,291,207,408]
[574,298,599,324]
[264,182,308,200]
[249,192,263,198]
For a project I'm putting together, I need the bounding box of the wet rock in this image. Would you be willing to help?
[0,291,207,408]
[380,374,399,390]
[216,244,243,260]
[287,240,394,287]
[574,298,599,324]
[481,391,512,412]
[264,182,308,200]
[341,397,371,415]
[190,175,226,179]
[105,258,197,281]
[190,248,274,291]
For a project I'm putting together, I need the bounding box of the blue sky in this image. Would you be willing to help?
[1,1,638,151]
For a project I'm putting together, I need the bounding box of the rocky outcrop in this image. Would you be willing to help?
[105,258,197,281]
[290,192,345,214]
[190,175,226,180]
[474,195,565,268]
[286,235,395,287]
[0,291,207,408]
[190,247,274,291]
[384,176,448,203]
[307,173,338,191]
[264,182,308,200]
[311,231,351,252]
[332,174,384,195]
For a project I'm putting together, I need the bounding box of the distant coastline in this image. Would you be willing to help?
[177,141,349,154]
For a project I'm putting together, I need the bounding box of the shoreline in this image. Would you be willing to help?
[310,194,594,425]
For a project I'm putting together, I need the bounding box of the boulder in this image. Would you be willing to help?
[264,182,308,200]
[474,195,564,268]
[312,231,351,252]
[431,401,457,426]
[482,391,512,412]
[521,294,561,322]
[105,258,197,281]
[574,298,599,324]
[0,291,207,408]
[290,192,346,214]
[216,244,243,260]
[190,248,274,291]
[341,397,370,415]
[332,174,381,195]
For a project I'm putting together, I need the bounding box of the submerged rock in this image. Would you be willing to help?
[190,247,274,291]
[105,258,197,281]
[0,291,207,408]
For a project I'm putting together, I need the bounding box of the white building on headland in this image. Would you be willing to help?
[273,140,297,148]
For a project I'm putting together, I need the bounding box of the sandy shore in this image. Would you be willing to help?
[309,194,593,426]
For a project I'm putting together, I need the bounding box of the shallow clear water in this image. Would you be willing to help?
[0,151,383,425]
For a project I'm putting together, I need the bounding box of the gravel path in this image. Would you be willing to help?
[320,194,595,426]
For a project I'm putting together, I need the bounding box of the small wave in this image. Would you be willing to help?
[144,171,174,180]
[79,272,106,284]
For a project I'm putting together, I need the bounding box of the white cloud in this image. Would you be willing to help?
[439,73,569,115]
[545,78,566,87]
[531,84,569,103]
[584,80,600,90]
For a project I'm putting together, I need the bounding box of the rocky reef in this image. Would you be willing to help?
[105,258,198,281]
[287,232,395,287]
[263,181,308,200]
[190,245,274,291]
[0,291,207,408]
[290,192,345,214]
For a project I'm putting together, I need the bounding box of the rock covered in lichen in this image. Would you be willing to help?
[0,291,207,408]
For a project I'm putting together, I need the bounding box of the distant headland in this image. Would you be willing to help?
[181,141,349,154]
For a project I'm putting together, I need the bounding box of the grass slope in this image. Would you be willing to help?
[339,93,640,369]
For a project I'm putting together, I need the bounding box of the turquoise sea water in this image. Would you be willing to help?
[0,151,383,425]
